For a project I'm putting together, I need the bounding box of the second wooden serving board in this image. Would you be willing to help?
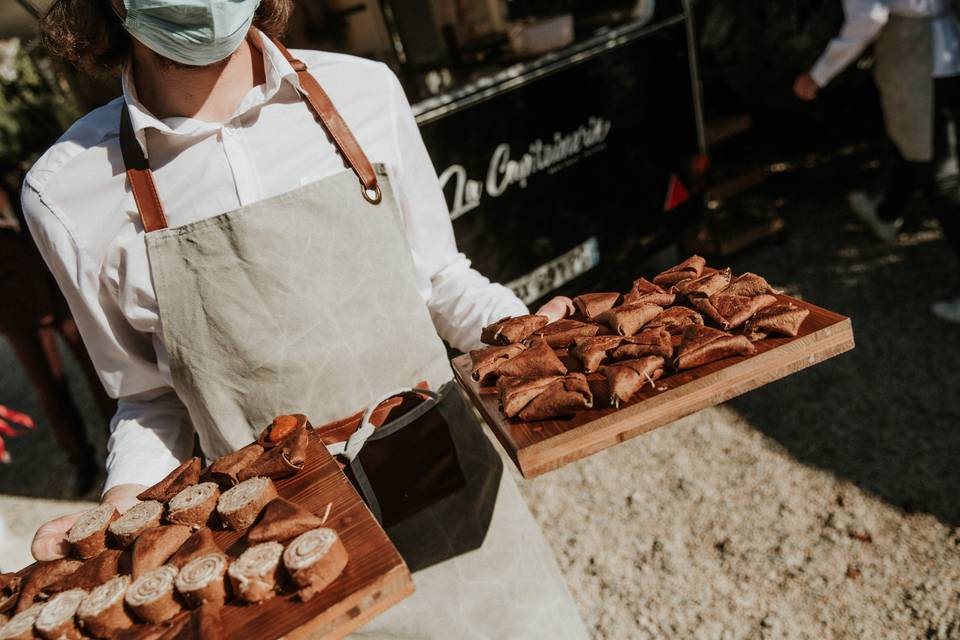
[452,293,854,478]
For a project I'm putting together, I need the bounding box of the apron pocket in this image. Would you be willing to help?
[344,385,468,529]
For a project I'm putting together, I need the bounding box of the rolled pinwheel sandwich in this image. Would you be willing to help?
[283,528,348,602]
[216,477,278,531]
[166,483,220,530]
[228,542,284,603]
[175,553,228,608]
[67,504,118,560]
[126,565,182,624]
[76,576,134,638]
[34,588,86,640]
[109,501,164,547]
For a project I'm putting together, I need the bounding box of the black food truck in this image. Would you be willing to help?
[285,0,707,308]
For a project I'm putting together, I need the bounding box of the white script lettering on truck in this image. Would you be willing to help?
[440,116,612,221]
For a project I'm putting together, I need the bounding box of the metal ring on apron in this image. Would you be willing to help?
[362,183,383,205]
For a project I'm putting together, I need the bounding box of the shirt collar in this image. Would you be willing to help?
[121,29,304,158]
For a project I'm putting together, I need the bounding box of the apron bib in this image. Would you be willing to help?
[118,37,587,639]
[875,15,935,162]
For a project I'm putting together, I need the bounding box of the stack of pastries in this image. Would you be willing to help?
[0,416,348,640]
[471,256,810,421]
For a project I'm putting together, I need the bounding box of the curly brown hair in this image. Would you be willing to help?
[40,0,295,76]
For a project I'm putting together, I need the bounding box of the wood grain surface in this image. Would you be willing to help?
[453,294,855,478]
[20,433,414,640]
[216,432,414,639]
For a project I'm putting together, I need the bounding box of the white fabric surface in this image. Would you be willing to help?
[21,31,526,493]
[810,0,960,87]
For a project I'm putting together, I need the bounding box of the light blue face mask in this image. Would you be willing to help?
[122,0,262,67]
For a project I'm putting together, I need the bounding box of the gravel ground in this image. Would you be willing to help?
[1,162,958,637]
[517,167,960,639]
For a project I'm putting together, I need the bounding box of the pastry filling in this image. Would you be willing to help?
[176,554,226,591]
[110,500,162,534]
[229,542,282,582]
[219,477,268,513]
[35,588,87,631]
[169,483,217,512]
[67,504,115,543]
[126,566,178,606]
[283,528,337,571]
[78,576,129,617]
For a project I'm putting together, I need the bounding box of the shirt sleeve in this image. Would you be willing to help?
[385,69,529,352]
[20,181,194,493]
[810,0,890,87]
[104,390,196,494]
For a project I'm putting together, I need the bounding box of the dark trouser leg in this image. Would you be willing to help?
[877,149,925,222]
[56,315,117,425]
[3,324,95,468]
[932,76,960,263]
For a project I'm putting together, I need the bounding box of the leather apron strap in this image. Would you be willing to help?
[118,37,382,233]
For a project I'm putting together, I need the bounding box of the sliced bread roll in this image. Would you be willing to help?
[126,566,181,624]
[282,528,348,601]
[77,576,134,638]
[216,477,278,530]
[227,542,283,603]
[66,504,118,560]
[166,483,220,530]
[109,501,163,547]
[34,588,87,640]
[175,553,228,608]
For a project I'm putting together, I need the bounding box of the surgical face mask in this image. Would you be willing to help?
[121,0,262,67]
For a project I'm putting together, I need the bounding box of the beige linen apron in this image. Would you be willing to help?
[874,15,935,161]
[119,39,586,639]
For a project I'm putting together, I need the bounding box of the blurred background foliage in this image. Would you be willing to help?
[0,38,79,195]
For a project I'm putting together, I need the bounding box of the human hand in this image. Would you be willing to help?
[793,72,820,101]
[535,296,575,324]
[31,483,147,561]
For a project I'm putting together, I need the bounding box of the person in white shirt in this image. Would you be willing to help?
[23,1,587,636]
[794,0,960,323]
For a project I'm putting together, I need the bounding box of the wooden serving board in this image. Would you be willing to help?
[14,433,414,639]
[213,431,413,639]
[452,294,854,479]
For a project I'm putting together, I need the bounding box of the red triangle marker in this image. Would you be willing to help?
[664,174,690,211]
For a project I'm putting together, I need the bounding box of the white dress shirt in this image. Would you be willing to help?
[811,0,960,87]
[22,32,526,493]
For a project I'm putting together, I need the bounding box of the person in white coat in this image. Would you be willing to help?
[794,0,960,323]
[23,1,587,636]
